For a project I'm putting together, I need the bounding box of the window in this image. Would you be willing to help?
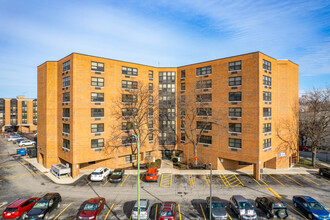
[149,83,153,92]
[0,99,5,126]
[63,124,70,133]
[91,61,104,72]
[91,123,104,133]
[63,139,70,150]
[263,76,271,86]
[126,154,136,164]
[196,121,212,130]
[180,133,186,143]
[145,151,151,160]
[263,123,271,133]
[229,138,241,148]
[180,108,186,117]
[148,120,153,130]
[229,108,241,117]
[197,108,212,116]
[63,92,70,102]
[148,70,153,79]
[91,93,104,102]
[197,135,212,145]
[196,66,212,76]
[239,161,252,165]
[196,94,212,103]
[229,92,241,101]
[229,123,241,133]
[263,138,271,149]
[196,80,212,89]
[263,59,271,71]
[228,61,241,71]
[263,92,271,101]
[91,138,104,149]
[180,120,185,129]
[181,83,185,91]
[229,76,241,86]
[148,134,153,142]
[122,136,136,145]
[62,76,70,87]
[180,95,186,105]
[149,95,153,105]
[91,108,104,117]
[63,108,70,118]
[122,108,137,117]
[181,70,185,79]
[122,80,138,90]
[148,108,153,117]
[122,94,137,103]
[91,77,104,87]
[122,122,137,130]
[62,61,70,72]
[263,108,271,117]
[122,66,138,76]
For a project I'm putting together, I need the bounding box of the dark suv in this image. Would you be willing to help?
[255,196,288,219]
[25,193,62,219]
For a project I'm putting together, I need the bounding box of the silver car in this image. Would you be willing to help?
[132,199,151,220]
[229,195,257,220]
[206,197,228,220]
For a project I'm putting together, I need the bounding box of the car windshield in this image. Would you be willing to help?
[147,174,155,176]
[307,202,323,210]
[133,207,147,212]
[5,208,18,212]
[112,172,122,175]
[212,202,225,209]
[33,201,49,209]
[239,202,252,209]
[83,203,98,211]
[92,172,102,175]
[160,211,173,216]
[273,203,285,208]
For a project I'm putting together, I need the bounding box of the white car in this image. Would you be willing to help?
[132,199,151,220]
[8,136,21,141]
[90,167,111,182]
[19,140,36,147]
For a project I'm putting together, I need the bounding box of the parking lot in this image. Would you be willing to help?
[1,136,330,219]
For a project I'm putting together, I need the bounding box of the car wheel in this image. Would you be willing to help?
[320,171,324,176]
[255,202,258,208]
[266,212,271,219]
[57,201,61,209]
[308,213,313,219]
[294,202,297,207]
[44,213,49,220]
[21,211,27,219]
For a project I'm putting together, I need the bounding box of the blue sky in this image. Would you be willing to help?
[0,0,329,97]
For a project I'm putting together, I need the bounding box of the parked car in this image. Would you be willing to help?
[319,167,330,178]
[229,195,257,219]
[109,169,124,183]
[255,196,288,219]
[13,138,25,144]
[299,146,309,151]
[206,196,228,220]
[25,193,61,219]
[132,199,151,220]
[90,167,111,182]
[8,135,21,141]
[145,168,158,182]
[158,202,177,220]
[78,197,105,220]
[2,197,40,219]
[19,140,36,147]
[293,196,330,219]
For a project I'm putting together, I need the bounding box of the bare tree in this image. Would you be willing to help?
[299,88,330,167]
[105,81,159,166]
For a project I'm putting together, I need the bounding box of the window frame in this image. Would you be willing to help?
[122,66,138,76]
[263,92,272,101]
[62,92,70,103]
[91,92,104,102]
[229,123,242,133]
[228,61,241,71]
[229,108,242,117]
[91,138,104,149]
[196,66,212,76]
[91,77,104,87]
[229,76,242,86]
[263,75,271,86]
[197,135,212,145]
[91,108,104,118]
[62,76,70,88]
[91,61,104,72]
[229,138,242,149]
[91,123,104,133]
[229,92,242,102]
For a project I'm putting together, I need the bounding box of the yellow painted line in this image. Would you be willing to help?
[259,178,268,186]
[178,204,182,220]
[267,187,282,199]
[188,175,194,187]
[298,174,320,186]
[0,162,28,168]
[140,174,144,183]
[103,177,111,186]
[284,202,308,220]
[0,153,17,156]
[53,202,72,220]
[204,175,210,187]
[314,174,330,182]
[268,174,284,186]
[249,174,267,186]
[234,175,244,186]
[200,204,207,220]
[219,174,229,187]
[129,214,132,220]
[248,174,262,186]
[159,174,164,186]
[104,203,114,220]
[283,174,303,186]
[154,204,158,220]
[227,212,232,220]
[170,174,172,187]
[86,181,92,186]
[121,174,129,186]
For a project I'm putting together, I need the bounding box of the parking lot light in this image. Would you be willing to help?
[131,134,141,220]
[209,163,212,220]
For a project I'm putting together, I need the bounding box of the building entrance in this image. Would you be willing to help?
[162,150,173,160]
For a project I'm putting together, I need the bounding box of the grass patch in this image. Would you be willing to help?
[294,158,322,169]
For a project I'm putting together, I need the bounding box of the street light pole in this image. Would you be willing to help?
[209,163,212,220]
[136,133,141,220]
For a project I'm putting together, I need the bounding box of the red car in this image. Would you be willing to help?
[146,168,159,182]
[158,202,177,220]
[78,197,105,220]
[2,197,40,219]
[299,146,309,151]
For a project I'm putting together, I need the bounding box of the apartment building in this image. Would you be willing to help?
[0,96,37,133]
[38,52,298,179]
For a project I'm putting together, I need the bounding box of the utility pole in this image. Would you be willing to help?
[133,134,141,220]
[209,163,212,220]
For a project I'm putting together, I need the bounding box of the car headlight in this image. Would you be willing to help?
[313,213,319,217]
[38,214,44,217]
[89,217,94,219]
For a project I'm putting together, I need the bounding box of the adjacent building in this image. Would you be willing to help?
[37,52,299,179]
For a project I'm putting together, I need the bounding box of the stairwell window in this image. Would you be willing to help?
[263,138,271,149]
[263,108,271,117]
[263,92,271,101]
[62,76,70,87]
[263,59,271,71]
[63,139,70,150]
[263,76,271,86]
[62,93,70,103]
[63,124,70,134]
[149,70,153,79]
[263,123,271,133]
[62,61,70,72]
[63,108,70,118]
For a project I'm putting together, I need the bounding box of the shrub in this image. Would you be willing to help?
[156,159,161,163]
[172,158,178,163]
[177,162,182,168]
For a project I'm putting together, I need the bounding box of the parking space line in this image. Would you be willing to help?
[104,203,114,220]
[314,174,330,182]
[204,175,210,187]
[178,204,182,220]
[1,171,42,181]
[103,178,111,186]
[219,174,229,186]
[200,204,207,220]
[227,212,232,220]
[0,162,28,168]
[234,174,244,186]
[268,174,284,186]
[284,202,308,220]
[0,153,17,156]
[154,204,158,220]
[53,202,72,220]
[267,187,282,199]
[283,174,303,186]
[86,181,92,186]
[120,174,129,186]
[129,214,132,220]
[188,174,194,187]
[140,174,144,183]
[248,174,268,186]
[160,174,172,187]
[225,174,244,187]
[298,174,320,186]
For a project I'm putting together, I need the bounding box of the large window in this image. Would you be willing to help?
[122,66,138,76]
[196,121,212,130]
[91,123,104,133]
[228,61,241,71]
[122,122,137,131]
[263,59,271,71]
[91,93,104,102]
[196,80,212,89]
[91,108,104,117]
[63,139,70,150]
[263,123,271,133]
[62,61,70,72]
[229,92,241,101]
[197,135,212,145]
[63,93,70,102]
[62,76,70,87]
[263,108,271,117]
[148,70,153,79]
[122,136,136,145]
[229,138,241,148]
[229,108,241,117]
[10,99,17,125]
[148,120,153,130]
[21,101,27,124]
[63,108,70,118]
[148,134,153,143]
[197,108,212,116]
[122,80,138,90]
[122,108,137,117]
[91,61,104,72]
[196,94,212,103]
[0,99,5,126]
[181,133,185,143]
[63,124,70,133]
[91,138,104,149]
[263,138,271,149]
[122,94,137,103]
[196,66,212,76]
[229,123,241,133]
[229,76,242,86]
[181,83,185,91]
[263,76,271,86]
[91,77,104,87]
[149,83,153,92]
[263,92,271,101]
[126,154,136,164]
[33,99,37,125]
[181,70,185,79]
